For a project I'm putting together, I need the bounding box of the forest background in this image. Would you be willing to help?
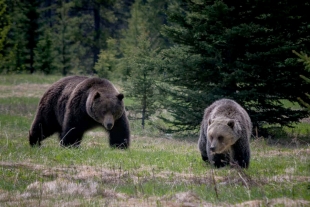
[1,0,310,136]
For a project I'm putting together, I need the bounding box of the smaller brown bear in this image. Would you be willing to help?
[29,76,130,148]
[198,99,252,168]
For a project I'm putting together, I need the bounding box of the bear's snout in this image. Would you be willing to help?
[103,113,115,130]
[106,123,113,130]
[103,121,114,130]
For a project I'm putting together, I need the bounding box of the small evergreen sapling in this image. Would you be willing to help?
[293,50,310,110]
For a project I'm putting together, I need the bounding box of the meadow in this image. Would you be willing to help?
[0,74,309,206]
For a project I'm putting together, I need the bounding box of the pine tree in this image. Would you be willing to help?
[1,0,28,73]
[0,0,10,62]
[34,29,55,74]
[24,0,40,73]
[94,38,118,79]
[71,0,134,74]
[158,0,310,133]
[119,0,168,77]
[293,50,310,110]
[124,33,159,129]
[52,1,79,75]
[117,0,168,128]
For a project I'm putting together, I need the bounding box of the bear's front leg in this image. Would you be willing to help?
[211,154,230,168]
[60,106,91,147]
[60,113,88,147]
[60,126,84,147]
[232,141,250,168]
[108,113,130,149]
[198,124,208,161]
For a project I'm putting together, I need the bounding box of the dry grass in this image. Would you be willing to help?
[0,143,309,207]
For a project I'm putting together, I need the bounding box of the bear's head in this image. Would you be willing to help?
[207,118,240,154]
[86,91,124,130]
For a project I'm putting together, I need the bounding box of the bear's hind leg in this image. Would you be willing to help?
[29,108,61,147]
[29,121,60,147]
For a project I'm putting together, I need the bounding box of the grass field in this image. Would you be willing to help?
[0,74,309,206]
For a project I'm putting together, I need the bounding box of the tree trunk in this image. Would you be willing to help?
[141,74,147,129]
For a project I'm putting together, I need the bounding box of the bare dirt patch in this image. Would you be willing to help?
[0,161,129,185]
[21,179,100,198]
[234,198,310,207]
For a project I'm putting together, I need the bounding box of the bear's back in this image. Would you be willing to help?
[42,76,117,103]
[211,99,245,118]
[71,76,119,96]
[205,99,238,116]
[205,99,252,134]
[42,76,88,103]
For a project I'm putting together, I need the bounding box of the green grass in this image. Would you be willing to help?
[0,74,309,206]
[0,97,39,105]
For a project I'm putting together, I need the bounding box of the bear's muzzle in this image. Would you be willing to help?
[106,123,113,130]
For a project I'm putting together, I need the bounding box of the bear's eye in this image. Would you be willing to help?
[218,136,223,142]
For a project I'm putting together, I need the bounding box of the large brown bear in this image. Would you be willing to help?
[29,76,130,148]
[198,99,252,168]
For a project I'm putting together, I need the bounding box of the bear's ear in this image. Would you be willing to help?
[227,120,234,129]
[94,92,100,100]
[117,93,124,101]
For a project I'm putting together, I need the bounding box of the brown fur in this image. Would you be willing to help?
[29,76,130,148]
[198,99,252,168]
